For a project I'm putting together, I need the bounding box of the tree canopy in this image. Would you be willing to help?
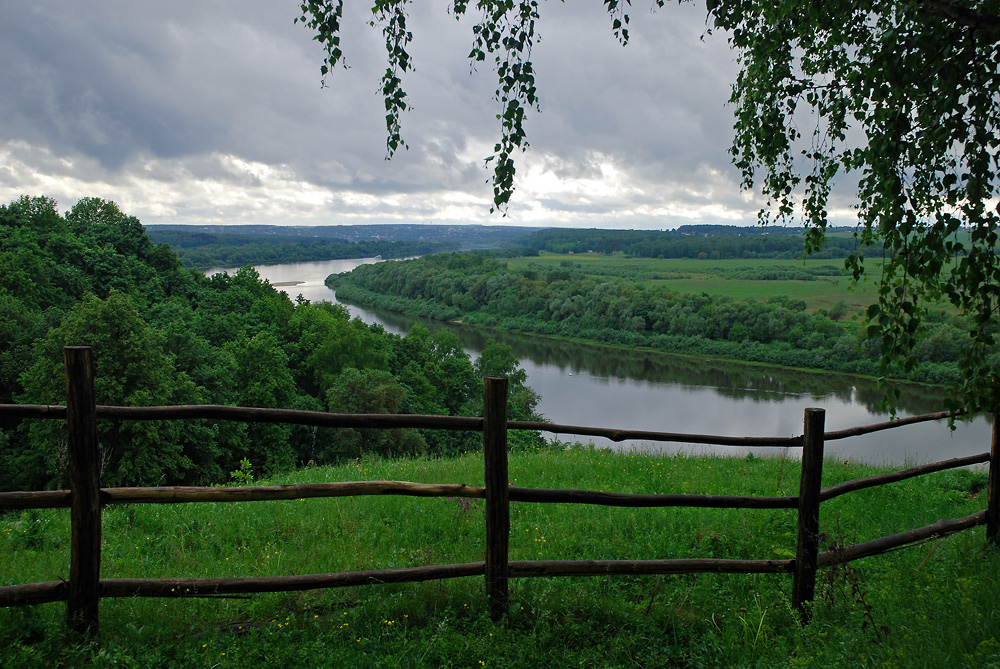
[0,195,542,490]
[298,1,1000,412]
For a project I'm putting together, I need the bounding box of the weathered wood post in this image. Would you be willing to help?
[64,347,102,636]
[987,411,999,547]
[793,407,825,620]
[483,376,510,621]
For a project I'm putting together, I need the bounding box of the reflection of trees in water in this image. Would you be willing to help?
[351,303,417,336]
[347,301,948,417]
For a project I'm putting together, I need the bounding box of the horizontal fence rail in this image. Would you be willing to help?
[4,407,968,449]
[816,511,988,567]
[819,453,991,502]
[0,346,996,636]
[4,449,985,513]
[509,420,803,447]
[823,409,966,440]
[102,482,482,505]
[508,558,794,576]
[508,487,797,509]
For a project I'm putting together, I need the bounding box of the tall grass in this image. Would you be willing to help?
[1,448,997,667]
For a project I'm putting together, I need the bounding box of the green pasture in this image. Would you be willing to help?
[508,254,883,313]
[2,448,997,667]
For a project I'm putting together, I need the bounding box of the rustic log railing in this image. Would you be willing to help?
[0,347,997,635]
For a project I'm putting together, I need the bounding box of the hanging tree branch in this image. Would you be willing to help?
[297,0,1000,412]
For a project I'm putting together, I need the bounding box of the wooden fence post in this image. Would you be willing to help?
[483,376,510,621]
[793,407,825,620]
[987,411,999,547]
[64,347,102,636]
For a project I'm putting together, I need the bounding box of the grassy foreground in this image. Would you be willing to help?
[1,448,998,668]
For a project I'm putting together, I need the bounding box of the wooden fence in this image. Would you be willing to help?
[0,346,997,635]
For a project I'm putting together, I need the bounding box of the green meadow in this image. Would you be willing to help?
[507,254,881,314]
[2,448,997,667]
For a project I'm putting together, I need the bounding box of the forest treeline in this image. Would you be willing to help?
[329,252,973,384]
[0,196,541,492]
[145,228,458,270]
[509,226,871,259]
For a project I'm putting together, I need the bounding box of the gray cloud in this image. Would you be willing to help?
[0,1,786,228]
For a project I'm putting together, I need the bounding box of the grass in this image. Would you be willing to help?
[507,254,883,313]
[1,448,998,667]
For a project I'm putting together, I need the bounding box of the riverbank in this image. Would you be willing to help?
[3,449,996,667]
[201,257,989,466]
[328,273,961,389]
[338,290,943,399]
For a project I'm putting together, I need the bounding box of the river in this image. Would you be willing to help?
[206,258,994,466]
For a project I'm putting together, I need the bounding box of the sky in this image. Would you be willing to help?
[0,1,850,230]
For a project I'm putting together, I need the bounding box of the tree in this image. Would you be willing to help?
[288,301,389,396]
[298,1,1000,412]
[474,340,540,421]
[325,367,427,459]
[224,331,299,474]
[18,291,204,487]
[2,194,504,487]
[708,0,1000,412]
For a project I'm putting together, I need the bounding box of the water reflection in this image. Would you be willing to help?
[341,299,949,415]
[338,298,990,465]
[215,259,993,465]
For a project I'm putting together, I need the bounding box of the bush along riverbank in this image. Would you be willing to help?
[1,448,997,667]
[327,253,974,387]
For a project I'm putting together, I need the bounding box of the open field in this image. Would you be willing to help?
[2,448,997,667]
[508,254,883,313]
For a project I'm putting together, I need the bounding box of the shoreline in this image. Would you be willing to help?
[332,289,950,398]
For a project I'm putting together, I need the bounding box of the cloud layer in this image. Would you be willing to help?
[0,1,843,229]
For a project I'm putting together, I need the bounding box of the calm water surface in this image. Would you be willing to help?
[206,259,993,465]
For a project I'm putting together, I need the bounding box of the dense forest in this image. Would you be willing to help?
[329,252,974,385]
[146,224,872,271]
[145,229,458,270]
[509,226,872,259]
[148,223,543,245]
[146,223,542,270]
[0,196,541,492]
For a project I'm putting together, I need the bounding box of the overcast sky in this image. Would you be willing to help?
[0,1,844,230]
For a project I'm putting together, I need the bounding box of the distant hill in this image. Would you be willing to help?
[509,226,868,259]
[145,224,545,270]
[146,223,873,268]
[147,223,544,248]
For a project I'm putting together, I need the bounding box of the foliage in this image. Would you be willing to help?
[475,340,541,423]
[325,367,428,459]
[297,0,542,213]
[297,2,1000,413]
[229,458,256,486]
[20,291,207,487]
[0,196,538,490]
[513,226,870,260]
[145,228,458,270]
[330,251,980,385]
[705,0,1000,412]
